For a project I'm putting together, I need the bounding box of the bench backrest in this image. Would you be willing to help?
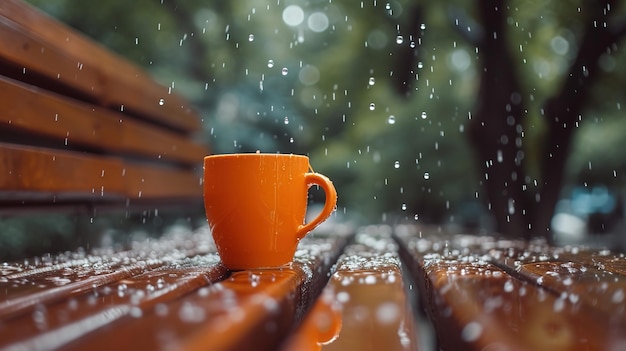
[0,0,209,214]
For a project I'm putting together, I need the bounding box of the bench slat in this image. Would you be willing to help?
[0,76,207,166]
[0,230,226,350]
[0,237,216,308]
[395,228,624,351]
[555,249,626,276]
[0,143,125,201]
[428,261,607,351]
[55,233,350,351]
[0,144,203,204]
[0,16,102,99]
[123,163,201,200]
[282,228,421,350]
[491,245,626,334]
[0,0,201,133]
[0,265,226,351]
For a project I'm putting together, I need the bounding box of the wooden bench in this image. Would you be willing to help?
[3,222,625,351]
[2,2,625,351]
[0,0,208,214]
[0,224,351,350]
[395,224,626,351]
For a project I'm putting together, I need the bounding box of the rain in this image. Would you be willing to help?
[2,0,626,350]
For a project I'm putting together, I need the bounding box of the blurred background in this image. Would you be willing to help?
[2,0,626,259]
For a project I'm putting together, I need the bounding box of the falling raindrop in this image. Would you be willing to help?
[267,60,275,68]
[387,115,396,124]
[423,172,430,180]
[396,35,404,44]
[284,117,289,124]
[368,77,376,86]
[369,103,376,111]
[158,98,165,106]
[281,67,289,75]
[401,203,407,211]
[248,34,255,42]
[421,111,427,119]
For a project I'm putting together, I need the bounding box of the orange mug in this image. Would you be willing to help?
[203,153,337,270]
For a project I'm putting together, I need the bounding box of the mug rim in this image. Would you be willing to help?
[204,153,308,160]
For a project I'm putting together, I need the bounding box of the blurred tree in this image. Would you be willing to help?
[393,0,626,240]
[26,0,626,239]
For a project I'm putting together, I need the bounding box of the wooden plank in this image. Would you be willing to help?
[0,144,204,204]
[491,244,626,333]
[425,262,608,351]
[57,232,352,351]
[0,75,208,165]
[0,143,126,201]
[119,118,208,166]
[122,163,202,200]
[487,239,616,271]
[0,228,227,351]
[282,228,421,350]
[0,0,201,132]
[104,76,201,134]
[0,15,102,99]
[395,227,623,351]
[0,76,119,151]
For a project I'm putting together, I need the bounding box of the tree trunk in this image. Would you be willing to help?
[396,1,625,239]
[469,0,623,241]
[468,0,532,239]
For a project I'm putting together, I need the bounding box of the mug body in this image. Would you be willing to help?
[204,153,310,269]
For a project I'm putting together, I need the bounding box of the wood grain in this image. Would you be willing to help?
[0,0,200,132]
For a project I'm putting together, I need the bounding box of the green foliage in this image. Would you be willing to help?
[24,0,626,228]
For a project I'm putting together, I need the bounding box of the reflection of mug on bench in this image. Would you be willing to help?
[203,153,337,270]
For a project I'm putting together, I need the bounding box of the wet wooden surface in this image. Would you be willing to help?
[282,228,420,351]
[395,224,626,351]
[2,225,626,350]
[0,227,353,351]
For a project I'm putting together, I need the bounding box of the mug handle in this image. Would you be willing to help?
[296,173,337,240]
